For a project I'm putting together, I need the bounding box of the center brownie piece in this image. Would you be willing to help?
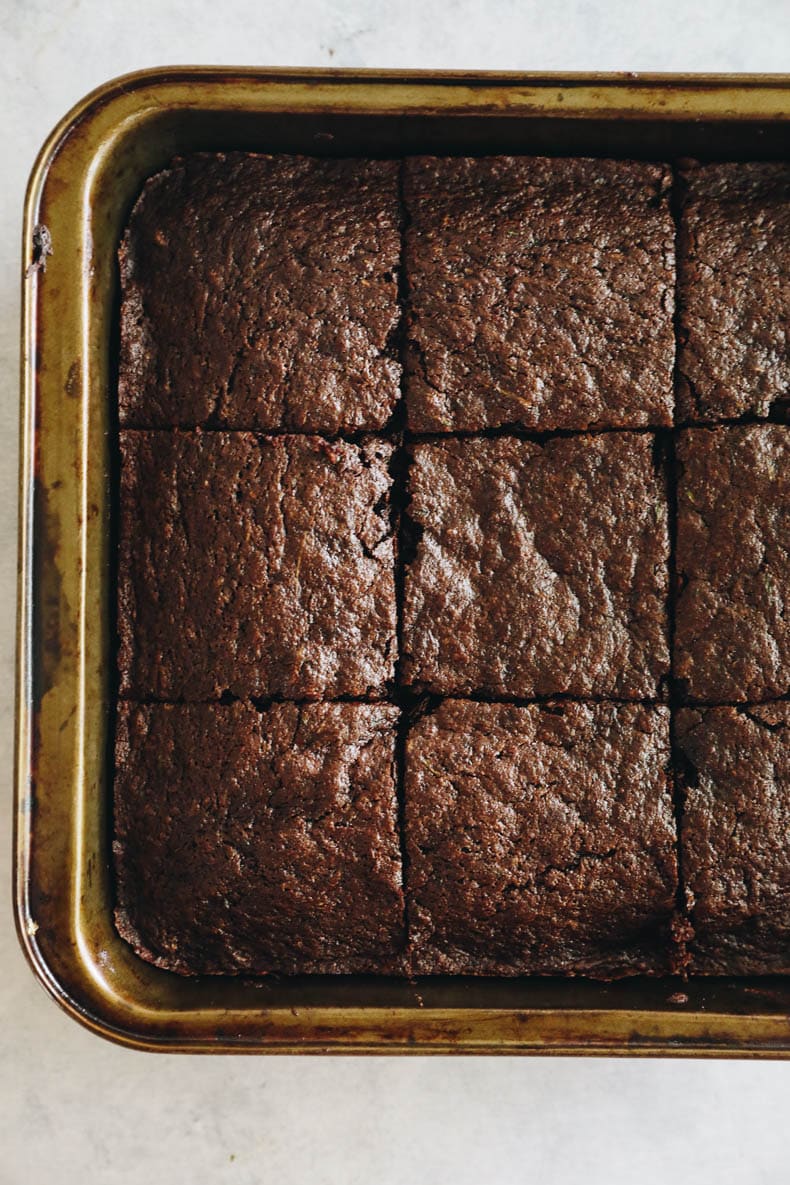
[118,432,396,700]
[405,700,678,976]
[404,156,675,433]
[114,701,404,974]
[401,432,670,699]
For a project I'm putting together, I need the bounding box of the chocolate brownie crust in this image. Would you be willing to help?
[404,156,675,432]
[405,700,678,976]
[675,425,790,703]
[401,432,670,699]
[119,154,401,433]
[114,701,404,974]
[676,703,790,974]
[678,162,790,424]
[118,432,396,700]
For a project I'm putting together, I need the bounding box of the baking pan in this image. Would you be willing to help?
[16,68,790,1054]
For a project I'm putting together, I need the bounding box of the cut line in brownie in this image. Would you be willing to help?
[114,701,404,974]
[119,154,402,433]
[676,703,790,975]
[677,161,790,424]
[405,699,679,976]
[404,156,675,433]
[118,431,396,700]
[674,425,790,703]
[401,432,670,699]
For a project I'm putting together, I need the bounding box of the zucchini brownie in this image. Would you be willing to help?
[118,432,396,700]
[401,432,670,699]
[119,154,402,433]
[675,425,790,703]
[405,700,678,976]
[403,156,675,432]
[114,701,404,974]
[676,704,790,975]
[677,161,790,424]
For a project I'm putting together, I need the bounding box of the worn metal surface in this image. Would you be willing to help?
[15,68,790,1053]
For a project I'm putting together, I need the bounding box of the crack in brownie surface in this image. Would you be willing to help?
[118,431,396,700]
[401,432,670,699]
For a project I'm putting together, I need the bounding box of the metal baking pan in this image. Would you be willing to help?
[15,68,790,1054]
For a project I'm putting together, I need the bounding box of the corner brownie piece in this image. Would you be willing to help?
[405,700,678,976]
[118,432,396,700]
[114,702,404,974]
[404,156,675,432]
[119,154,401,433]
[675,426,790,703]
[676,704,790,974]
[401,433,669,699]
[678,162,790,423]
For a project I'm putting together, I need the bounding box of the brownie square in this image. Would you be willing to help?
[114,701,404,974]
[401,433,670,698]
[676,704,790,974]
[403,156,675,433]
[675,426,790,703]
[119,154,401,433]
[405,700,678,976]
[678,162,790,424]
[118,432,396,700]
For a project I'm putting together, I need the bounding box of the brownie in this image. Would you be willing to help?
[678,162,790,424]
[119,154,401,433]
[114,701,404,974]
[401,433,670,699]
[676,704,790,974]
[405,700,678,976]
[675,426,790,703]
[118,432,396,700]
[403,156,675,433]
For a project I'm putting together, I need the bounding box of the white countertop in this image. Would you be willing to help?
[2,2,789,1180]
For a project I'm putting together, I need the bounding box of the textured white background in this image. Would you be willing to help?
[2,3,790,1182]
